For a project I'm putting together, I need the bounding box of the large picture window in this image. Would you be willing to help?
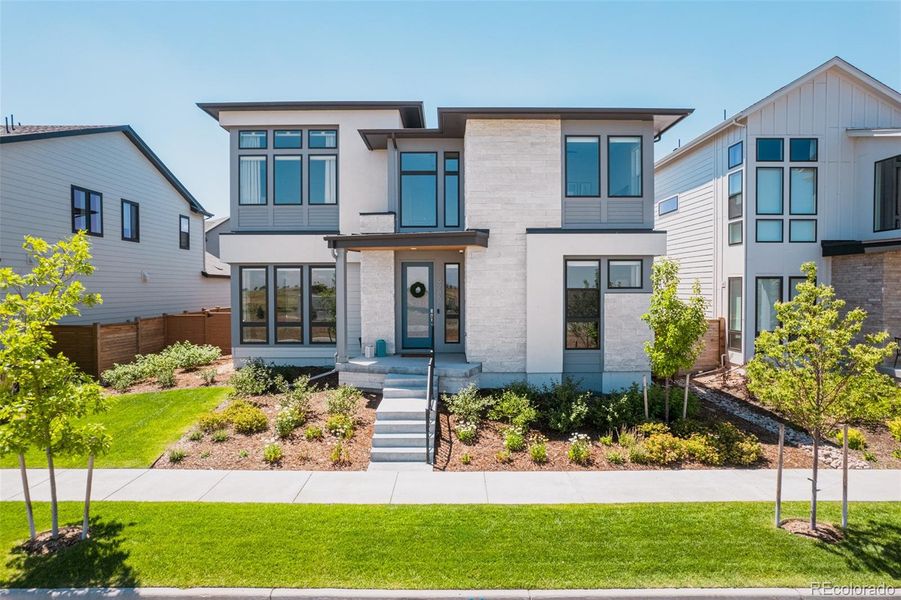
[789,167,816,214]
[444,263,460,344]
[309,155,337,205]
[240,267,268,344]
[565,260,600,350]
[874,154,901,232]
[727,277,742,351]
[565,136,599,197]
[239,156,267,205]
[444,152,460,227]
[756,167,783,214]
[274,155,302,205]
[755,277,782,336]
[275,267,303,343]
[608,136,642,197]
[309,267,337,344]
[71,186,103,236]
[728,170,743,219]
[400,152,438,227]
[121,199,139,242]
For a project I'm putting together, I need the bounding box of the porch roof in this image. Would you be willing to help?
[324,229,489,251]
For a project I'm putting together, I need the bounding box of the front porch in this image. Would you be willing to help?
[337,353,481,393]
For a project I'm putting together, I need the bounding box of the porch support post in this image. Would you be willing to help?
[335,248,348,363]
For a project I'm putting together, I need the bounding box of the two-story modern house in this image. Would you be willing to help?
[200,101,691,396]
[655,57,901,368]
[0,124,230,324]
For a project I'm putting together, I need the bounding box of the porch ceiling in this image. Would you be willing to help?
[324,229,489,251]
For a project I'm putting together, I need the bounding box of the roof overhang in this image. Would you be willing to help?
[846,128,901,138]
[325,229,489,251]
[822,237,901,256]
[196,101,425,128]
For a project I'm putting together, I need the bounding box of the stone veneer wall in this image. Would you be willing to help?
[830,250,901,344]
[359,250,395,353]
[463,119,562,374]
[603,293,653,372]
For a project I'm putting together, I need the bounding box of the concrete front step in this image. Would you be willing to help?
[370,446,427,462]
[372,432,430,448]
[383,375,429,387]
[382,386,433,400]
[376,397,428,420]
[374,419,426,434]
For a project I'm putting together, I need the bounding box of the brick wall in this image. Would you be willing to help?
[831,250,901,341]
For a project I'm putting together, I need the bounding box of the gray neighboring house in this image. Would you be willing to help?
[201,102,691,394]
[0,124,230,323]
[205,215,230,258]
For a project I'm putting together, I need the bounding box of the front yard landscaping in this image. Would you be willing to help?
[1,501,898,588]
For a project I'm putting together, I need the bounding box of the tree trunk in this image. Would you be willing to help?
[682,373,690,419]
[82,454,95,540]
[664,378,671,423]
[841,424,849,530]
[810,431,819,531]
[46,448,59,539]
[17,454,36,541]
[775,424,784,527]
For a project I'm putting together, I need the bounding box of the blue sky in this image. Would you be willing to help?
[2,1,898,218]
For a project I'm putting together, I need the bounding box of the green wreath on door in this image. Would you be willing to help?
[409,281,426,298]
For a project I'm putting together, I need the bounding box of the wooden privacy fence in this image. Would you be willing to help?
[50,309,231,377]
[692,318,725,372]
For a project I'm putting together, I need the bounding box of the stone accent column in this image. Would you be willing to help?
[335,248,348,363]
[360,250,396,353]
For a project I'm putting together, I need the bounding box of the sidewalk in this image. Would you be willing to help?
[1,468,898,504]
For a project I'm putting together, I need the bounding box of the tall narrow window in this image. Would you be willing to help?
[874,154,901,232]
[275,267,303,343]
[308,155,337,204]
[788,276,806,301]
[756,138,784,162]
[179,215,190,249]
[565,136,599,197]
[728,171,743,219]
[756,167,783,214]
[400,152,437,227]
[444,152,460,227]
[728,221,743,245]
[608,136,642,197]
[727,277,742,351]
[240,267,268,344]
[308,130,337,149]
[121,199,139,242]
[239,156,267,205]
[273,130,302,149]
[755,277,782,335]
[71,186,103,236]
[608,259,642,289]
[239,130,267,149]
[728,142,743,169]
[565,260,600,350]
[444,263,460,344]
[789,167,816,214]
[309,266,336,343]
[274,155,302,205]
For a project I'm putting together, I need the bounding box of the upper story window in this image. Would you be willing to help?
[789,167,817,214]
[239,156,267,205]
[274,130,302,149]
[658,196,678,216]
[565,136,600,197]
[728,171,743,219]
[756,138,784,162]
[239,130,267,149]
[790,138,818,162]
[608,136,642,197]
[309,155,337,205]
[874,154,901,232]
[179,215,190,249]
[72,186,103,236]
[121,199,139,242]
[728,142,743,169]
[756,167,783,214]
[274,155,302,205]
[444,153,460,227]
[400,152,437,227]
[309,130,337,149]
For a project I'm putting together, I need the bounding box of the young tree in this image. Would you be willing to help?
[641,258,709,421]
[0,233,108,540]
[747,262,900,531]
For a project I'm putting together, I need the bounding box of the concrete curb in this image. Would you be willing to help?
[1,588,897,600]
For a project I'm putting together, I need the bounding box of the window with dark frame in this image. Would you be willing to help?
[789,138,818,162]
[755,277,782,336]
[756,138,784,162]
[308,130,337,149]
[727,277,742,351]
[756,219,783,243]
[608,136,642,197]
[240,267,268,344]
[274,155,302,205]
[874,154,901,232]
[239,156,267,205]
[179,215,190,249]
[565,260,600,350]
[273,130,302,149]
[789,219,817,243]
[658,196,678,216]
[239,130,267,149]
[275,267,303,344]
[756,167,783,214]
[789,167,817,215]
[309,266,337,344]
[608,259,642,289]
[789,276,806,301]
[444,152,460,227]
[308,155,337,205]
[71,186,103,236]
[565,136,600,197]
[728,221,743,245]
[121,199,139,242]
[728,170,743,219]
[728,141,743,169]
[444,263,460,344]
[400,152,438,227]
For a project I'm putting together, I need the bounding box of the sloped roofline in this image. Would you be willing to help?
[655,56,901,169]
[0,125,212,216]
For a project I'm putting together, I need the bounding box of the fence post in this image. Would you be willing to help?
[162,313,169,346]
[204,311,210,346]
[92,323,101,377]
[135,317,142,355]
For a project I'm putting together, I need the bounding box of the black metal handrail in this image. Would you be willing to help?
[424,349,436,464]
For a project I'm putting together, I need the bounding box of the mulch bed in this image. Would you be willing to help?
[780,518,844,543]
[21,526,84,555]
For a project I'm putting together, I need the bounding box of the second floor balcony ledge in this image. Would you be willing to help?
[325,229,489,251]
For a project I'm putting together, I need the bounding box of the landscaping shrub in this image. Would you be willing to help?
[541,378,591,433]
[567,433,591,465]
[670,418,706,438]
[711,422,762,466]
[460,453,472,465]
[836,427,867,450]
[327,385,362,417]
[598,434,613,447]
[455,422,477,444]
[863,450,877,462]
[529,434,548,464]
[275,407,304,439]
[628,444,649,464]
[888,417,901,443]
[305,426,324,441]
[200,450,211,459]
[682,434,723,465]
[589,385,645,433]
[159,341,221,370]
[211,429,229,443]
[503,428,525,452]
[100,342,220,390]
[489,390,537,431]
[168,449,186,463]
[155,362,176,388]
[229,360,277,397]
[188,430,203,442]
[197,412,229,433]
[263,443,283,464]
[225,400,268,434]
[238,449,249,459]
[330,439,351,465]
[643,433,686,465]
[200,368,217,386]
[617,428,638,448]
[606,450,626,465]
[892,448,901,460]
[445,385,492,426]
[326,414,354,439]
[101,363,145,392]
[495,449,512,464]
[637,422,670,437]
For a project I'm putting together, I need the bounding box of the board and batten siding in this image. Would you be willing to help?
[0,131,229,324]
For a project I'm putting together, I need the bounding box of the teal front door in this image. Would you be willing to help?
[401,262,433,350]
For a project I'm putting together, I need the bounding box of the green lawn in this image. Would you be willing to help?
[0,387,229,469]
[1,501,898,588]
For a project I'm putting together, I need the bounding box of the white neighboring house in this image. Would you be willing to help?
[0,124,230,324]
[655,57,901,367]
[200,101,691,392]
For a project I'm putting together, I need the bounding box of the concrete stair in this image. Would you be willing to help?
[369,373,437,466]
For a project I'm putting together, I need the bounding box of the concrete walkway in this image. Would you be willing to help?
[1,468,898,504]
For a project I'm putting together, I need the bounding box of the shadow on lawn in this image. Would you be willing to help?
[821,518,901,579]
[3,518,138,588]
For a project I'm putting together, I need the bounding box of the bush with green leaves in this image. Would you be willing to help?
[225,400,268,434]
[197,412,229,433]
[326,414,354,439]
[503,428,525,452]
[229,360,277,397]
[836,427,867,451]
[200,368,217,386]
[188,430,203,442]
[589,385,646,433]
[617,428,638,448]
[495,449,512,464]
[540,377,591,433]
[168,449,186,463]
[710,422,762,466]
[445,385,493,427]
[606,450,626,465]
[327,385,362,417]
[101,363,145,392]
[304,426,323,441]
[888,418,901,443]
[330,439,351,465]
[275,406,305,439]
[211,429,229,443]
[567,433,592,465]
[155,362,176,388]
[263,443,283,464]
[529,434,548,464]
[637,422,670,437]
[598,434,613,447]
[460,453,472,465]
[642,433,686,465]
[489,390,537,432]
[158,341,220,370]
[100,341,219,390]
[628,444,649,464]
[455,422,477,444]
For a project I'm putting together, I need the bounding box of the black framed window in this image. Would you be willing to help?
[756,219,783,243]
[308,155,337,205]
[121,199,139,242]
[756,167,783,214]
[756,138,784,162]
[239,156,267,205]
[400,152,437,227]
[728,170,743,219]
[240,267,268,344]
[788,276,806,301]
[755,276,783,335]
[789,167,816,214]
[273,130,302,149]
[444,152,460,227]
[239,130,267,149]
[727,277,742,351]
[789,138,818,162]
[658,196,678,216]
[275,267,303,344]
[728,141,743,169]
[274,155,302,205]
[608,136,642,197]
[309,130,337,149]
[608,259,642,289]
[444,263,460,344]
[728,221,743,246]
[789,219,817,243]
[71,186,103,236]
[309,266,336,344]
[565,136,600,197]
[565,260,600,350]
[179,215,190,249]
[874,154,901,232]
